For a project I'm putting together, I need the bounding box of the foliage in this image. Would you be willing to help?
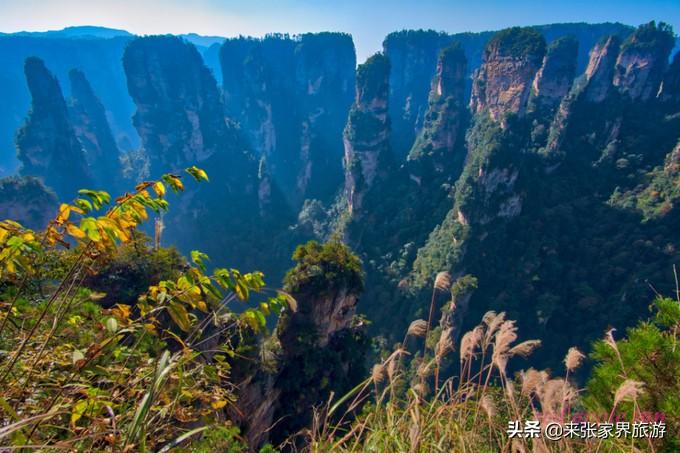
[355,53,390,105]
[283,240,364,295]
[86,233,186,306]
[620,21,675,54]
[586,297,680,451]
[0,167,289,450]
[486,26,546,62]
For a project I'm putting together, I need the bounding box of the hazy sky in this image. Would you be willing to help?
[1,0,679,62]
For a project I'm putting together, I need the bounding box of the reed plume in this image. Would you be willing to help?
[564,347,585,372]
[509,339,541,358]
[407,319,428,338]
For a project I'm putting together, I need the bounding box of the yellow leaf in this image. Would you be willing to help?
[57,204,70,223]
[88,292,107,301]
[211,400,227,410]
[66,224,86,239]
[153,181,166,197]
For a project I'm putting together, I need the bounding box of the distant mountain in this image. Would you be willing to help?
[4,25,133,39]
[180,32,226,48]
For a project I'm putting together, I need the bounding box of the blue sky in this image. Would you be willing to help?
[1,0,678,62]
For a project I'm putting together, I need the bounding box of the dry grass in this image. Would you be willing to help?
[304,286,653,453]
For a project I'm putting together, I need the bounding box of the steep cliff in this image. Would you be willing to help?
[383,23,632,158]
[343,53,391,216]
[220,33,355,207]
[0,34,135,176]
[231,241,367,448]
[470,27,546,124]
[123,35,295,278]
[124,36,237,176]
[530,35,578,111]
[583,36,621,102]
[68,69,122,192]
[16,57,91,199]
[408,22,680,372]
[613,21,675,101]
[408,42,468,174]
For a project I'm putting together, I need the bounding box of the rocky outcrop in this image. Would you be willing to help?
[220,33,355,206]
[407,43,467,175]
[16,57,91,199]
[530,35,578,110]
[0,176,57,229]
[343,53,391,215]
[613,22,675,101]
[68,69,122,192]
[124,36,238,176]
[232,241,366,449]
[383,30,458,158]
[295,33,356,202]
[383,24,631,158]
[583,36,621,102]
[470,27,546,124]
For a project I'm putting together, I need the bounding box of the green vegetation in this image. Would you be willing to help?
[620,21,675,54]
[586,297,680,450]
[355,53,390,105]
[486,26,546,62]
[0,168,288,450]
[283,239,364,295]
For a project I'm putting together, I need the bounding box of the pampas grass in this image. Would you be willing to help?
[407,319,428,338]
[564,347,585,372]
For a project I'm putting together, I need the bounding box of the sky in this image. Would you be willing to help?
[1,0,679,62]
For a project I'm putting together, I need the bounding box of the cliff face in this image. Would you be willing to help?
[343,53,391,216]
[123,35,295,281]
[383,24,632,158]
[383,30,458,159]
[583,36,621,103]
[530,35,578,110]
[0,35,135,177]
[408,43,468,175]
[16,57,91,199]
[470,27,546,124]
[220,33,355,207]
[124,36,236,176]
[68,69,122,192]
[613,22,675,101]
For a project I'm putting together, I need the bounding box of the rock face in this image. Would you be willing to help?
[383,30,458,159]
[68,69,122,192]
[583,36,621,102]
[16,57,91,199]
[408,43,467,174]
[384,24,632,158]
[0,176,57,229]
[613,22,675,101]
[470,27,546,124]
[530,35,578,110]
[343,53,391,216]
[124,36,237,176]
[122,35,296,281]
[220,33,355,206]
